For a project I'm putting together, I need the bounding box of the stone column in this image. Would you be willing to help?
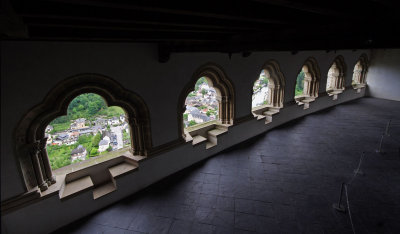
[38,138,56,185]
[30,141,48,191]
[220,96,229,124]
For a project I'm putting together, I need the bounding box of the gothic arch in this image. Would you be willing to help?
[259,60,286,107]
[352,54,369,87]
[177,63,235,139]
[326,55,347,92]
[14,73,152,192]
[297,57,321,98]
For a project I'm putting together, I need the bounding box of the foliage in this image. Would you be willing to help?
[253,73,269,93]
[188,92,196,97]
[201,89,207,96]
[90,148,99,157]
[295,70,305,97]
[91,133,102,147]
[50,122,71,134]
[107,146,113,152]
[49,93,125,125]
[183,113,188,121]
[188,120,197,126]
[47,144,76,170]
[194,77,207,91]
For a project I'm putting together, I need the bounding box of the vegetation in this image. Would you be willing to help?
[188,120,197,126]
[253,73,269,93]
[46,93,130,170]
[183,113,189,121]
[49,93,124,125]
[195,77,207,91]
[295,70,305,97]
[50,122,71,134]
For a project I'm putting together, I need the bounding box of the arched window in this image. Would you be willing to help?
[183,77,219,128]
[45,93,132,173]
[352,54,369,92]
[178,63,234,148]
[251,60,285,123]
[326,56,346,100]
[15,74,151,192]
[294,57,320,109]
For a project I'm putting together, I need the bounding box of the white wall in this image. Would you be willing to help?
[366,49,400,101]
[1,41,370,233]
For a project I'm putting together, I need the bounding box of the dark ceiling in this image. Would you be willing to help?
[2,0,400,59]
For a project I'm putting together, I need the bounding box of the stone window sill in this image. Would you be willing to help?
[184,121,230,149]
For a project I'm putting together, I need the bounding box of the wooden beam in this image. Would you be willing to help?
[21,14,264,31]
[42,0,294,25]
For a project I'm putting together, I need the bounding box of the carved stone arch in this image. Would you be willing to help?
[352,54,369,86]
[14,73,152,192]
[327,55,347,92]
[300,57,321,98]
[177,63,235,138]
[259,60,286,107]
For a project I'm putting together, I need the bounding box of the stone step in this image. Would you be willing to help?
[263,110,279,116]
[192,135,207,145]
[208,128,228,137]
[206,141,217,149]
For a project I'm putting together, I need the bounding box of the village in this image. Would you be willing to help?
[183,79,219,127]
[45,114,130,165]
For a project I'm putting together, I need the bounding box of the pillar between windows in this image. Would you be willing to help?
[38,138,56,185]
[29,142,48,192]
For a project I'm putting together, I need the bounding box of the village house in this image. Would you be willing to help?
[108,116,120,125]
[71,118,86,130]
[45,125,53,133]
[98,140,109,152]
[119,114,125,122]
[70,145,87,162]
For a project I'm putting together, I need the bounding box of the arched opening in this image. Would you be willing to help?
[183,77,219,129]
[294,58,320,109]
[326,56,346,100]
[46,93,133,174]
[178,63,234,148]
[251,60,285,123]
[352,54,368,91]
[15,74,151,192]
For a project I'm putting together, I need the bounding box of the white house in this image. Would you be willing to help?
[70,145,87,162]
[98,140,109,152]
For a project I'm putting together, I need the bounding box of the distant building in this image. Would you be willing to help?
[71,118,86,130]
[70,145,87,162]
[188,112,210,123]
[56,133,69,142]
[120,114,126,122]
[108,117,120,125]
[45,125,53,133]
[98,140,109,152]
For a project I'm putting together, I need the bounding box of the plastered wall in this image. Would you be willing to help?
[366,49,400,101]
[1,41,371,233]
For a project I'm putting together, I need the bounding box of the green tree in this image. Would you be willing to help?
[295,71,305,96]
[92,133,102,147]
[183,113,189,121]
[188,120,197,126]
[201,89,206,96]
[90,148,99,157]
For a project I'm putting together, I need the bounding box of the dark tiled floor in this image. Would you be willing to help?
[54,98,400,234]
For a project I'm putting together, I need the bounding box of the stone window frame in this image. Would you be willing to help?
[252,60,286,109]
[295,57,321,100]
[177,63,235,139]
[14,74,152,192]
[326,55,347,98]
[352,54,369,89]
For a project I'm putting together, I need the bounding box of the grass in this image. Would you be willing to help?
[53,147,131,175]
[185,120,218,132]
